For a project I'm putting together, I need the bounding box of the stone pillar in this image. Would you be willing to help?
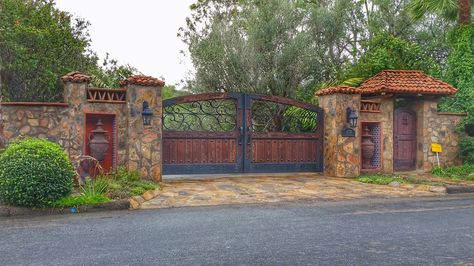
[122,75,164,181]
[318,93,361,178]
[61,72,91,158]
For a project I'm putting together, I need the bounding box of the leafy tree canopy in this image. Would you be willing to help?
[181,0,454,99]
[0,0,137,102]
[345,34,441,81]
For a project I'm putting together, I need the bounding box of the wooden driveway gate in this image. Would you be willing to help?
[162,93,324,175]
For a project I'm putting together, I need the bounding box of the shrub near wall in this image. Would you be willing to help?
[460,136,474,164]
[0,138,75,207]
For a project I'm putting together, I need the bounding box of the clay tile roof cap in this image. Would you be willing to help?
[315,86,360,96]
[61,71,91,83]
[358,70,457,96]
[119,75,165,87]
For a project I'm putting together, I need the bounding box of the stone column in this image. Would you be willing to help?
[61,72,91,158]
[318,93,361,178]
[122,75,164,182]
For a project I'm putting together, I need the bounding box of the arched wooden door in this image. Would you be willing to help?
[162,93,324,175]
[394,108,416,171]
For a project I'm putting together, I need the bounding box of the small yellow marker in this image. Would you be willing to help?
[431,143,442,167]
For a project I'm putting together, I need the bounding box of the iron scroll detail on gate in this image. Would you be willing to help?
[162,93,324,175]
[164,98,237,132]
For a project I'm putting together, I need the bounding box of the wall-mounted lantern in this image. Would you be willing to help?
[341,107,358,137]
[347,107,358,128]
[142,101,153,126]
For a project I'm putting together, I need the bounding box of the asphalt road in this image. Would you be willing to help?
[1,196,474,266]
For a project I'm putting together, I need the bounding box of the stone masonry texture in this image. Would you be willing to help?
[0,73,164,181]
[125,84,163,181]
[319,93,361,177]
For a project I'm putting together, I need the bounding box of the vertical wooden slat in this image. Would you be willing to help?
[185,140,192,163]
[193,140,200,163]
[209,140,215,163]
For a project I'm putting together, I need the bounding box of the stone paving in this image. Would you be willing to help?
[140,174,443,209]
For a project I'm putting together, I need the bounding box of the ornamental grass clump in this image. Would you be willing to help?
[0,138,75,207]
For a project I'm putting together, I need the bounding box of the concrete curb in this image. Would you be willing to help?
[0,199,130,218]
[446,186,474,194]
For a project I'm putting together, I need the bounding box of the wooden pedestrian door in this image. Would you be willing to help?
[394,108,417,171]
[162,93,324,175]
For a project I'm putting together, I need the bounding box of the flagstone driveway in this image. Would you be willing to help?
[139,173,444,209]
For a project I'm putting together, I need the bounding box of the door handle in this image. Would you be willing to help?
[238,127,244,145]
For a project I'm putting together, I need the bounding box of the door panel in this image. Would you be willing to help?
[245,94,324,173]
[394,108,416,171]
[163,93,243,174]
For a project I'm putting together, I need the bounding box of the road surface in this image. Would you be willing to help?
[1,195,474,265]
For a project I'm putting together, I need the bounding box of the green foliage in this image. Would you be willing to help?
[184,0,314,98]
[357,174,443,185]
[162,85,191,100]
[460,136,474,163]
[183,0,452,101]
[97,167,159,199]
[88,53,137,88]
[113,166,140,182]
[456,104,474,135]
[0,0,96,101]
[0,0,139,101]
[50,194,111,208]
[440,25,474,112]
[51,194,110,208]
[410,0,459,22]
[0,138,75,207]
[346,34,441,80]
[432,164,474,180]
[357,175,408,185]
[81,178,109,197]
[51,178,111,208]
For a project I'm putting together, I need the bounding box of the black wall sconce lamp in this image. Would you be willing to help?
[341,107,358,137]
[142,101,153,126]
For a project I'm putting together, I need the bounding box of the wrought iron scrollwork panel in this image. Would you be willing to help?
[251,100,318,133]
[164,99,237,132]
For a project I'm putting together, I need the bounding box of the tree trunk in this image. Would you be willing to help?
[458,0,471,25]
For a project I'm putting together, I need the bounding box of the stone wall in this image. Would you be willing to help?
[319,93,361,177]
[1,103,70,148]
[0,72,164,181]
[359,97,394,173]
[416,99,465,171]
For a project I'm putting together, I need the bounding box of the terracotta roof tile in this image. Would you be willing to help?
[358,70,457,96]
[61,71,91,83]
[315,86,359,96]
[119,75,165,87]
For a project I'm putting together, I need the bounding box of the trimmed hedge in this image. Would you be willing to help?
[0,138,75,207]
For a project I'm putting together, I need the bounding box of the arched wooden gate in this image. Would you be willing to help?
[162,93,324,174]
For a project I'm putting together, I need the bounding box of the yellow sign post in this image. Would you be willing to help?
[431,143,442,167]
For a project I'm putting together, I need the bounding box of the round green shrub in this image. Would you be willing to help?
[0,138,75,207]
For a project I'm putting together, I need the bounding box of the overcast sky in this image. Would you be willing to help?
[54,0,196,87]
